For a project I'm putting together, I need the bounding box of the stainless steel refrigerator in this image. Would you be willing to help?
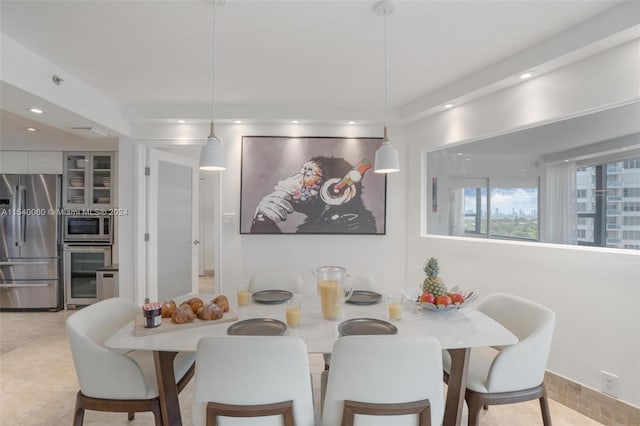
[0,174,62,310]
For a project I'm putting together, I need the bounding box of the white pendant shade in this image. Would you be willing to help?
[374,139,400,173]
[199,135,226,171]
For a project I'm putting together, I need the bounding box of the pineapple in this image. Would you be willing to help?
[422,257,448,296]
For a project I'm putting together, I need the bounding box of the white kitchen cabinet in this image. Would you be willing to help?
[63,152,115,209]
[27,151,63,174]
[0,151,63,174]
[0,151,29,173]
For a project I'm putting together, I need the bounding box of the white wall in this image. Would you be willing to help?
[116,137,136,301]
[135,122,408,298]
[406,40,640,406]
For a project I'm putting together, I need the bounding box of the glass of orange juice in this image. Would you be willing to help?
[236,283,250,307]
[387,294,403,321]
[285,295,302,328]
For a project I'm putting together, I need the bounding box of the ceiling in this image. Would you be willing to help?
[0,0,633,138]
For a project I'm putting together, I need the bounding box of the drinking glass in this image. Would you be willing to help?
[236,283,250,307]
[285,295,302,328]
[315,266,353,320]
[387,294,403,320]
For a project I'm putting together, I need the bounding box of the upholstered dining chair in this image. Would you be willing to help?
[320,272,376,401]
[248,271,305,294]
[193,335,315,426]
[66,297,195,425]
[443,292,556,426]
[321,335,444,426]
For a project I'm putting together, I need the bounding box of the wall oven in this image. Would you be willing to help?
[63,215,112,244]
[63,245,111,308]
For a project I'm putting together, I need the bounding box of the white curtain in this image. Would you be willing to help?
[448,188,465,236]
[543,162,577,244]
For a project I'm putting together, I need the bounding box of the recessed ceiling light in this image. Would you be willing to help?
[465,158,471,161]
[519,72,534,80]
[520,168,526,172]
[233,120,243,124]
[177,119,186,124]
[291,120,300,124]
[348,121,356,124]
[456,152,463,156]
[564,159,570,162]
[444,104,454,109]
[26,127,37,132]
[28,108,44,114]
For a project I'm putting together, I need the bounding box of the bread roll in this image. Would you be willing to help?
[211,295,229,312]
[171,304,196,324]
[197,303,223,320]
[184,297,205,313]
[161,300,176,318]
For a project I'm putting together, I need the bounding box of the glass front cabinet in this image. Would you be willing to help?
[63,152,115,209]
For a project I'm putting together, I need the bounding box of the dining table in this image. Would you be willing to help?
[106,292,518,426]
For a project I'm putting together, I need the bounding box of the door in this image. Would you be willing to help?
[147,149,199,302]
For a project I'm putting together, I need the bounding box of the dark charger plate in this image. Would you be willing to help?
[227,318,287,336]
[251,290,293,304]
[338,318,398,336]
[346,290,382,305]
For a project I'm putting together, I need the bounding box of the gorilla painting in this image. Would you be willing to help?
[240,137,386,234]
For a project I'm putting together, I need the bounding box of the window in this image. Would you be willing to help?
[457,180,539,241]
[623,188,640,197]
[577,189,587,198]
[623,216,640,226]
[463,187,487,234]
[623,202,640,212]
[576,156,640,250]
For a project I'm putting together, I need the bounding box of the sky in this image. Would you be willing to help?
[464,187,537,216]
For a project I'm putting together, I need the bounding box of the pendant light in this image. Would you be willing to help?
[374,1,400,174]
[199,0,226,171]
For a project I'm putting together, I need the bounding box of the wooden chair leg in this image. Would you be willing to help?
[127,412,135,420]
[465,392,484,426]
[539,393,552,426]
[151,400,163,426]
[73,392,85,426]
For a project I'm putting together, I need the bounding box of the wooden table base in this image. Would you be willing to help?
[443,348,471,426]
[153,351,181,426]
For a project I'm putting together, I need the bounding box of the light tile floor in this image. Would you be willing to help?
[0,281,603,425]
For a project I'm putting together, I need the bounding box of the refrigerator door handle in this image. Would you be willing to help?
[0,283,51,288]
[20,187,27,245]
[0,261,52,266]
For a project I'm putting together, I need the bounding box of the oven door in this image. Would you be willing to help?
[64,245,111,308]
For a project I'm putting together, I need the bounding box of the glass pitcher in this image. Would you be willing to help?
[314,266,353,320]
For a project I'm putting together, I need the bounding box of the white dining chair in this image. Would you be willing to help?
[66,297,195,425]
[193,335,315,426]
[443,292,556,426]
[248,271,305,294]
[321,335,444,426]
[345,272,375,291]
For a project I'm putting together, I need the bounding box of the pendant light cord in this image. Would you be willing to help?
[384,12,388,133]
[210,1,217,134]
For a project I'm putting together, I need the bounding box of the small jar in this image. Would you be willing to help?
[142,303,162,328]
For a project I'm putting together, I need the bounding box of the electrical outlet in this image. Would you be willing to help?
[600,370,619,398]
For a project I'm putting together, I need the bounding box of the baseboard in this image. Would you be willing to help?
[545,371,640,425]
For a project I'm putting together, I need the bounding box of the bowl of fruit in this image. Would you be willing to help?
[411,257,478,311]
[416,288,478,311]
